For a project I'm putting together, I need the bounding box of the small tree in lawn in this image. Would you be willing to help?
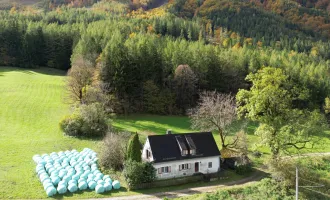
[189,91,237,149]
[126,133,141,162]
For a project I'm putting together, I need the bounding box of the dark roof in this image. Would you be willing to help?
[148,132,220,163]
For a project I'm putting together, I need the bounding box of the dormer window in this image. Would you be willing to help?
[185,135,197,155]
[175,136,188,156]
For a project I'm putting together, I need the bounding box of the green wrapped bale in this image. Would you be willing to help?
[112,180,120,190]
[95,184,105,194]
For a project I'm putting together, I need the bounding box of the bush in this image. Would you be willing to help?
[59,103,108,137]
[123,160,156,188]
[99,131,130,170]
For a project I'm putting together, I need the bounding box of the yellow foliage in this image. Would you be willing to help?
[257,41,263,47]
[129,32,136,38]
[222,38,230,47]
[310,47,319,57]
[10,6,17,14]
[230,32,238,39]
[232,42,242,50]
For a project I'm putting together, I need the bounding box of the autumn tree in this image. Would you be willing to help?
[236,67,327,159]
[189,91,237,149]
[66,60,94,104]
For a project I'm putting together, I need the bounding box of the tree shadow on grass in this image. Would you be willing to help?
[52,187,128,199]
[0,66,66,77]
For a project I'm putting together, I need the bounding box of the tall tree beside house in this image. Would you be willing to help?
[236,67,328,159]
[126,133,142,162]
[189,91,237,149]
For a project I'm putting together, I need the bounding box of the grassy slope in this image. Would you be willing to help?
[0,67,99,199]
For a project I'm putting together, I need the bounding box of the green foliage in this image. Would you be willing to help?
[59,103,108,137]
[126,133,142,162]
[203,178,295,200]
[237,67,328,158]
[123,160,156,188]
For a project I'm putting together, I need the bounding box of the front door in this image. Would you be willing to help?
[195,162,199,172]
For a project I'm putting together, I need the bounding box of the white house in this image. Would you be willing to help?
[142,131,221,180]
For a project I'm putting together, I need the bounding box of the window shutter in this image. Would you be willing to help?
[179,165,182,171]
[189,163,191,169]
[169,166,171,173]
[158,168,161,174]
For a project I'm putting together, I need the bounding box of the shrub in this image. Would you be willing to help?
[99,131,130,170]
[123,160,156,188]
[59,103,108,137]
[126,133,141,162]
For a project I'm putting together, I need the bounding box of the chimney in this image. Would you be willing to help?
[166,129,172,135]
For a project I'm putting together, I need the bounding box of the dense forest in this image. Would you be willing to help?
[0,0,330,115]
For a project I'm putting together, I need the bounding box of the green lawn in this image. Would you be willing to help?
[0,67,100,199]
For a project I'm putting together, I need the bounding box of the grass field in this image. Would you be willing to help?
[0,67,250,199]
[1,67,329,199]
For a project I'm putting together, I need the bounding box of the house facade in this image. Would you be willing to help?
[142,131,221,180]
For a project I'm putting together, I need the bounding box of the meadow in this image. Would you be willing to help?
[1,67,329,199]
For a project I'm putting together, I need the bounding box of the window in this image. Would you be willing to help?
[146,149,151,158]
[182,150,188,156]
[208,162,212,168]
[179,163,191,171]
[158,166,171,174]
[190,149,196,155]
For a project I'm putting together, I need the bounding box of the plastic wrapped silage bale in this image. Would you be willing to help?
[112,180,120,190]
[58,170,66,179]
[97,180,105,185]
[95,184,105,194]
[33,155,42,164]
[40,176,50,183]
[62,175,71,183]
[94,176,101,182]
[96,173,103,180]
[57,184,67,194]
[46,186,57,197]
[37,170,46,178]
[88,181,97,190]
[68,183,78,193]
[104,182,112,191]
[104,178,112,185]
[43,182,54,191]
[58,180,67,187]
[68,180,77,185]
[72,174,80,181]
[51,176,60,186]
[78,181,88,190]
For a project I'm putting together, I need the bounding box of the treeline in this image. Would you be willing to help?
[0,2,330,114]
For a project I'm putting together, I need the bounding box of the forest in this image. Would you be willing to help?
[1,0,330,115]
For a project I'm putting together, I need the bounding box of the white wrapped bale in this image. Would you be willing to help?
[40,176,50,183]
[78,181,88,190]
[88,181,97,190]
[112,180,120,190]
[68,180,77,185]
[58,180,67,187]
[57,184,67,194]
[104,182,112,191]
[93,176,101,182]
[51,176,60,186]
[46,186,57,197]
[43,182,53,190]
[62,175,71,183]
[68,183,78,193]
[104,178,112,185]
[95,184,105,194]
[72,174,80,181]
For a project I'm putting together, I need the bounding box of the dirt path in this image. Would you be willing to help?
[94,152,330,200]
[92,169,267,200]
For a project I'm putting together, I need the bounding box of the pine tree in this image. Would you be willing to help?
[126,133,141,162]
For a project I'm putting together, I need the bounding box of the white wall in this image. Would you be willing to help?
[142,138,154,162]
[153,156,220,180]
